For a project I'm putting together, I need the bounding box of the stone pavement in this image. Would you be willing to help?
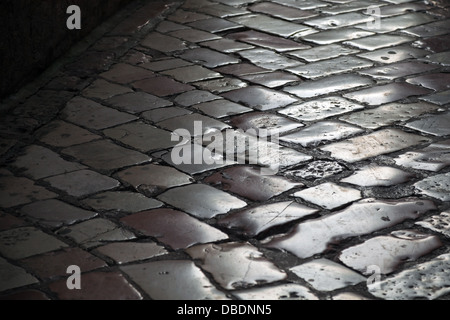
[0,0,449,300]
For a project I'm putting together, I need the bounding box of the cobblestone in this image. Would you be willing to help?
[1,0,449,300]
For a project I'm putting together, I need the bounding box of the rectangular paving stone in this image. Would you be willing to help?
[194,99,252,118]
[157,184,247,219]
[174,90,221,107]
[62,96,137,130]
[0,257,38,292]
[417,211,450,238]
[404,111,450,137]
[272,0,328,10]
[230,14,316,38]
[143,107,191,124]
[157,113,230,137]
[402,19,450,37]
[320,0,384,14]
[394,140,450,172]
[320,129,431,163]
[141,32,188,52]
[62,140,151,171]
[374,2,431,17]
[340,230,442,275]
[0,227,68,260]
[202,38,255,53]
[106,92,173,114]
[343,83,432,106]
[304,12,373,30]
[420,90,450,106]
[38,120,101,147]
[421,52,450,67]
[168,9,210,23]
[228,30,310,52]
[82,191,162,213]
[198,2,250,17]
[414,172,450,202]
[194,77,248,93]
[141,58,193,72]
[345,34,415,51]
[249,2,318,21]
[95,242,167,265]
[104,121,178,153]
[121,209,228,250]
[169,28,221,43]
[340,102,439,129]
[265,198,437,259]
[21,199,97,228]
[133,76,194,97]
[284,74,373,98]
[0,211,26,231]
[12,145,86,180]
[214,63,269,77]
[186,242,287,290]
[287,56,373,79]
[287,44,359,62]
[82,79,133,100]
[121,260,228,300]
[234,284,318,300]
[301,28,374,45]
[44,170,120,198]
[359,62,439,80]
[341,165,414,187]
[368,253,450,300]
[180,48,240,68]
[229,112,304,136]
[100,63,155,84]
[355,12,436,33]
[187,17,242,33]
[240,72,300,88]
[238,48,304,71]
[406,73,450,91]
[357,45,429,63]
[162,65,222,83]
[279,97,364,121]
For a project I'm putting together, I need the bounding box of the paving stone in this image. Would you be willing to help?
[321,129,431,163]
[359,62,438,80]
[0,212,26,231]
[304,12,373,30]
[229,112,303,136]
[21,199,97,228]
[0,227,68,260]
[174,90,221,107]
[187,17,242,33]
[230,14,315,38]
[332,293,371,300]
[406,73,450,91]
[0,257,38,292]
[413,34,450,53]
[123,50,152,66]
[169,28,222,43]
[194,99,252,118]
[287,44,359,62]
[368,253,450,300]
[218,201,318,237]
[194,77,248,93]
[417,211,450,238]
[234,284,319,300]
[320,0,385,14]
[420,90,450,106]
[49,271,142,300]
[279,97,364,122]
[214,63,269,77]
[198,2,250,18]
[357,45,429,63]
[62,96,137,130]
[82,191,163,213]
[340,102,439,129]
[82,79,133,100]
[162,65,222,83]
[204,166,302,201]
[121,260,228,300]
[157,184,247,219]
[222,86,297,111]
[62,140,151,171]
[301,28,374,45]
[0,290,49,300]
[20,247,107,279]
[117,164,193,196]
[287,56,373,79]
[168,9,210,24]
[141,32,188,52]
[12,145,85,180]
[228,30,310,52]
[293,182,362,210]
[285,161,345,181]
[345,34,415,51]
[157,113,230,137]
[37,121,100,148]
[285,74,373,98]
[133,76,194,97]
[402,19,450,37]
[57,218,135,248]
[272,0,328,10]
[104,122,178,153]
[106,92,173,114]
[394,140,450,172]
[344,83,432,106]
[240,72,301,88]
[342,166,414,187]
[142,58,192,72]
[281,121,363,147]
[414,173,450,201]
[44,170,120,198]
[290,259,366,292]
[249,2,317,21]
[340,230,442,275]
[96,242,167,265]
[202,38,255,53]
[0,172,57,208]
[186,242,287,290]
[121,209,228,250]
[355,13,436,33]
[100,63,155,84]
[421,51,450,67]
[405,111,450,137]
[374,2,431,17]
[238,48,304,71]
[265,198,436,258]
[143,107,193,123]
[156,20,190,33]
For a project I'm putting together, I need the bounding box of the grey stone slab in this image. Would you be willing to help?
[82,191,163,213]
[304,12,373,30]
[38,120,101,148]
[394,140,450,172]
[345,34,415,51]
[358,45,428,63]
[417,211,450,238]
[287,44,359,62]
[342,166,414,187]
[194,100,252,118]
[162,65,222,83]
[0,257,38,292]
[82,79,133,100]
[157,114,230,137]
[355,13,436,33]
[405,111,450,137]
[301,28,374,45]
[420,90,450,106]
[238,48,304,71]
[141,32,188,52]
[95,242,167,265]
[415,173,450,201]
[234,284,318,300]
[106,92,173,114]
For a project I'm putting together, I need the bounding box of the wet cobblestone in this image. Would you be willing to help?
[0,0,449,300]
